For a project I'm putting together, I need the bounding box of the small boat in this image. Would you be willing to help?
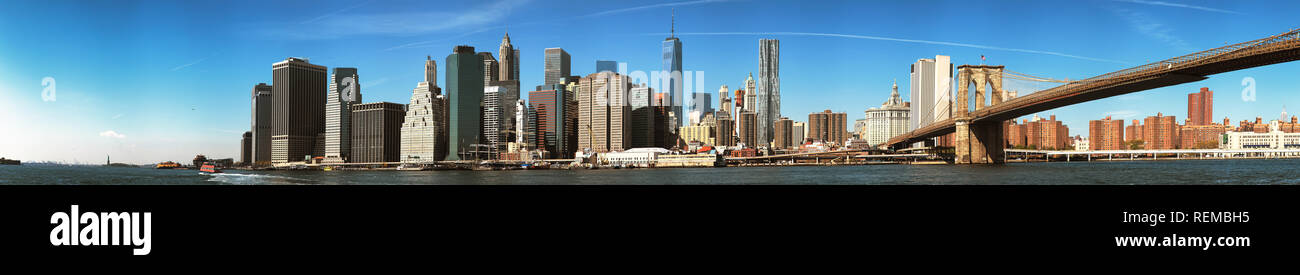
[322,166,333,171]
[199,163,222,173]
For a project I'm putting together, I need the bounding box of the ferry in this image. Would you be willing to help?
[199,163,222,173]
[155,161,181,169]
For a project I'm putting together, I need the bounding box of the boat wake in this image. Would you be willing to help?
[204,172,313,185]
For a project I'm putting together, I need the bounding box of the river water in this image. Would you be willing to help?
[3,158,1298,185]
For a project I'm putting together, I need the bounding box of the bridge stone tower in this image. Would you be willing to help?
[955,65,1006,164]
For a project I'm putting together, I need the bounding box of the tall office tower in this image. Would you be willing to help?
[270,57,328,164]
[240,131,252,165]
[483,86,507,158]
[909,55,953,132]
[596,60,618,73]
[687,92,713,125]
[446,45,485,161]
[738,111,758,147]
[1188,87,1214,125]
[652,93,678,149]
[422,55,437,84]
[531,83,577,158]
[773,117,794,149]
[757,39,781,146]
[715,111,735,147]
[324,67,361,163]
[479,52,499,88]
[544,48,570,87]
[744,73,757,111]
[515,99,528,147]
[663,13,684,128]
[400,81,445,163]
[1089,116,1125,150]
[250,83,273,166]
[498,33,519,82]
[401,56,445,163]
[495,79,521,141]
[350,102,405,163]
[718,85,732,115]
[808,110,848,145]
[792,122,805,145]
[576,71,633,152]
[628,84,656,148]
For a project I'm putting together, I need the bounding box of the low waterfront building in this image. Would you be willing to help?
[600,147,670,167]
[656,153,724,167]
[1223,120,1300,149]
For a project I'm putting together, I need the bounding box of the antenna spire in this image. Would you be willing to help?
[671,8,675,38]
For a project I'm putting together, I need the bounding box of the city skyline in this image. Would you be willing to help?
[3,0,1300,164]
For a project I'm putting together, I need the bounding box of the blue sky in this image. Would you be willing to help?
[2,0,1299,164]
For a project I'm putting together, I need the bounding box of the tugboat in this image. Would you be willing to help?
[199,162,222,173]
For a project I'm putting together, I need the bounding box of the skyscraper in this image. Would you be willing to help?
[757,39,780,146]
[483,86,508,157]
[531,84,577,158]
[792,122,805,145]
[1188,87,1214,126]
[629,84,656,148]
[738,111,757,147]
[250,83,273,166]
[687,92,712,125]
[910,55,953,132]
[498,32,519,82]
[324,67,360,163]
[544,48,570,87]
[577,71,633,153]
[718,85,732,115]
[350,102,405,163]
[446,45,484,161]
[663,13,684,128]
[400,56,446,163]
[240,131,252,165]
[270,57,327,164]
[744,73,756,112]
[479,52,499,88]
[774,117,794,149]
[596,60,618,73]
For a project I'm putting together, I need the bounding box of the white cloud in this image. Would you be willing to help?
[170,57,207,71]
[99,130,126,139]
[1111,0,1242,15]
[1103,110,1141,119]
[1111,8,1194,52]
[111,113,124,119]
[653,32,1130,64]
[576,0,730,19]
[269,0,530,40]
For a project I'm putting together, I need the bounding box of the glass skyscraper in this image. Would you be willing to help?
[663,37,683,128]
[445,45,484,161]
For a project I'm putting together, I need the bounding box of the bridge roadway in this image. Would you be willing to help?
[887,29,1300,148]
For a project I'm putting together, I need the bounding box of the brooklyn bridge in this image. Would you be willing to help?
[884,28,1300,164]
